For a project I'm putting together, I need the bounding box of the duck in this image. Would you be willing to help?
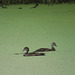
[22,47,45,56]
[34,42,57,52]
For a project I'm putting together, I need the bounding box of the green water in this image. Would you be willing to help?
[0,4,75,75]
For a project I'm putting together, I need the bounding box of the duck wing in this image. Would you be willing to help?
[31,52,45,56]
[34,48,50,52]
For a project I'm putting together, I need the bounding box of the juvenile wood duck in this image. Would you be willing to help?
[22,47,45,56]
[34,42,57,52]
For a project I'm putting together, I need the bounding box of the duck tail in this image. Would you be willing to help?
[40,53,45,55]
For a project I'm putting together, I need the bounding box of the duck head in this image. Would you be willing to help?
[51,42,57,48]
[22,47,29,54]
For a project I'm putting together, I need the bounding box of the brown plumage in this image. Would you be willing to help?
[34,42,57,52]
[22,47,45,56]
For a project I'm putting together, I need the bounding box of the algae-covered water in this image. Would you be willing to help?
[0,4,75,75]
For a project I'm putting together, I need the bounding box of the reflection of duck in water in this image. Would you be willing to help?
[22,47,45,56]
[32,3,39,8]
[31,0,39,8]
[34,42,57,52]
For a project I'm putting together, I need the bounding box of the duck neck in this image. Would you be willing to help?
[51,46,54,49]
[51,44,54,49]
[51,43,55,49]
[51,47,55,51]
[26,50,29,54]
